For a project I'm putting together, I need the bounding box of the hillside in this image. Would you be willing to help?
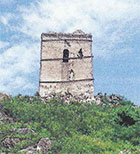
[0,94,140,154]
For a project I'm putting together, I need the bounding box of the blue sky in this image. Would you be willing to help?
[0,0,140,105]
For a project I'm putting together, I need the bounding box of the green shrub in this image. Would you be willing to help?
[0,96,139,153]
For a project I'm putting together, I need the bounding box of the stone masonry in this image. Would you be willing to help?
[39,30,94,101]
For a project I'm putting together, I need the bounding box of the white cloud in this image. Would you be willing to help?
[0,76,35,95]
[0,16,9,25]
[0,42,40,73]
[0,41,9,49]
[16,0,140,58]
[0,13,17,33]
[0,42,40,94]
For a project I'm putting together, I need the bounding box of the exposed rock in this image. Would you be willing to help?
[0,104,13,123]
[13,128,35,135]
[2,138,20,149]
[20,138,52,154]
[94,93,123,106]
[41,92,95,104]
[119,149,131,154]
[20,145,37,154]
[0,93,11,101]
[0,97,13,123]
[0,111,5,124]
[37,138,52,153]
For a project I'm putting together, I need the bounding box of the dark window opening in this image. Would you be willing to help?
[63,49,69,62]
[64,39,71,47]
[77,48,83,58]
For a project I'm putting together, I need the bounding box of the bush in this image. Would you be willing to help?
[0,96,139,153]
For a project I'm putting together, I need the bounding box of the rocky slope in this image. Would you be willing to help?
[0,93,139,154]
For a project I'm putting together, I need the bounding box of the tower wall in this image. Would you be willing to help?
[39,30,94,100]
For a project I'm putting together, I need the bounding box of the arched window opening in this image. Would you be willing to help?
[63,49,69,62]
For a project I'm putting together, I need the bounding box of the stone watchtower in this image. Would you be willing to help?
[39,30,94,100]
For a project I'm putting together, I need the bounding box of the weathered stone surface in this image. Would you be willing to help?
[39,30,94,101]
[13,128,35,135]
[41,91,95,104]
[0,104,13,123]
[20,138,51,154]
[20,145,37,154]
[0,109,4,124]
[119,149,131,154]
[2,138,20,149]
[37,138,52,153]
[0,93,11,101]
[95,93,123,105]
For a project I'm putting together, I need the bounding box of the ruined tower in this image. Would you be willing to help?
[39,30,94,100]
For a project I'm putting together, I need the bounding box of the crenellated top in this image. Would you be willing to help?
[41,30,92,41]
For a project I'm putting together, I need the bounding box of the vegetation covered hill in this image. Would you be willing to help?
[0,95,140,153]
